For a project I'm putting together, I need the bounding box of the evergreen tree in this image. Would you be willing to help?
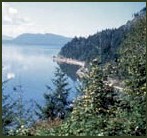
[36,67,71,120]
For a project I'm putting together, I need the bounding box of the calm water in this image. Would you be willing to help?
[2,44,79,109]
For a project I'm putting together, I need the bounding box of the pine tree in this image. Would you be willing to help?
[36,67,71,120]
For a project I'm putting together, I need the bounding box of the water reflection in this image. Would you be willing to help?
[58,63,80,81]
[2,44,79,108]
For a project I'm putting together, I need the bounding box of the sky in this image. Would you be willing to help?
[2,2,146,38]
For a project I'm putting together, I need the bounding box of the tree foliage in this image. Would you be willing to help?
[118,16,146,96]
[36,68,71,120]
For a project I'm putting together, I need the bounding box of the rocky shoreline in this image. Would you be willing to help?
[53,56,85,67]
[53,56,87,78]
[53,56,124,91]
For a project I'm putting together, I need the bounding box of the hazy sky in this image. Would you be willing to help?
[2,2,146,38]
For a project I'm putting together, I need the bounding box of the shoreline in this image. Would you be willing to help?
[53,56,85,67]
[53,56,124,92]
[53,56,87,78]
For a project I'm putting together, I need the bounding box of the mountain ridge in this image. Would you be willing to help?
[3,33,72,46]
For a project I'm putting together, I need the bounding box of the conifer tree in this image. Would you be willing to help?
[36,67,71,120]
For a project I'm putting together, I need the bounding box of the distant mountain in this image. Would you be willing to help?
[2,35,13,40]
[3,33,72,46]
[59,7,146,63]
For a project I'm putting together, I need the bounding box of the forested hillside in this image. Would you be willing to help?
[59,7,146,63]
